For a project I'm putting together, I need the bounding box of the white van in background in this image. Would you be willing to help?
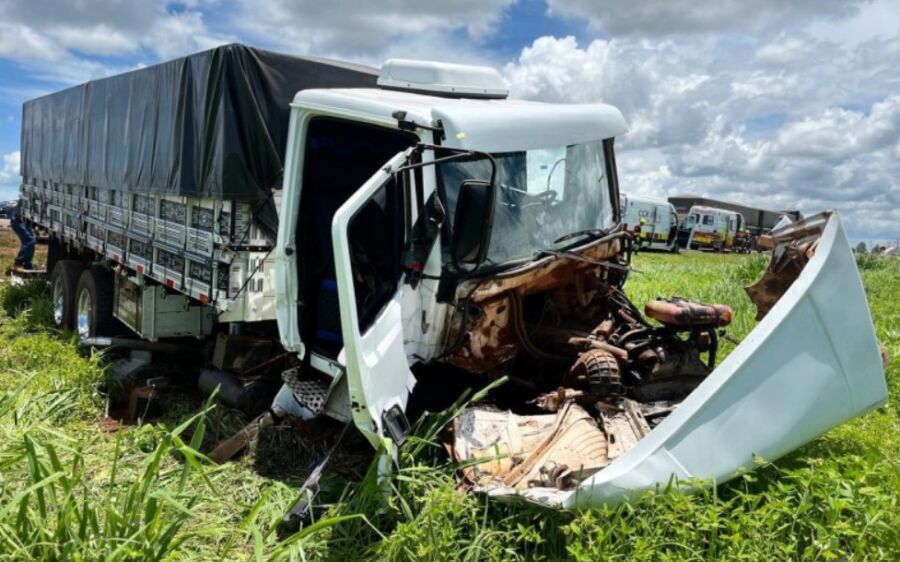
[620,194,679,251]
[677,205,745,251]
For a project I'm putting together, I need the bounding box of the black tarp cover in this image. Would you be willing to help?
[21,44,378,239]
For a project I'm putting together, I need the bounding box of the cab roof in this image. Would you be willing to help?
[624,194,673,207]
[292,87,629,153]
[690,205,741,216]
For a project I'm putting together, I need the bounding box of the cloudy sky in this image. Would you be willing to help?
[0,0,898,243]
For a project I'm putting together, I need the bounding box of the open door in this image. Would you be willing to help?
[331,149,416,448]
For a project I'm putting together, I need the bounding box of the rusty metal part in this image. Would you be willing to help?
[569,349,623,396]
[460,233,626,303]
[568,336,629,362]
[452,403,609,491]
[444,294,519,373]
[745,241,814,320]
[533,387,586,411]
[125,386,163,423]
[592,319,615,339]
[508,289,570,363]
[209,406,284,464]
[644,298,733,328]
[746,214,829,320]
[445,235,632,373]
[600,398,652,462]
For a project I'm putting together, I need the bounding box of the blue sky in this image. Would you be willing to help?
[1,0,899,244]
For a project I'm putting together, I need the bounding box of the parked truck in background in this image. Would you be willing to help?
[677,205,745,251]
[18,44,886,509]
[620,194,679,252]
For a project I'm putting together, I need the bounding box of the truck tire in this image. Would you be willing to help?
[50,260,85,330]
[74,267,120,338]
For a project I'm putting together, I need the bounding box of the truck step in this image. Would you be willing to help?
[281,368,331,415]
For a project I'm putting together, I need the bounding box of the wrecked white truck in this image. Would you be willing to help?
[18,44,887,510]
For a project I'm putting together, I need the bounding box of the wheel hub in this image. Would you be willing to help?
[52,277,65,326]
[76,288,92,338]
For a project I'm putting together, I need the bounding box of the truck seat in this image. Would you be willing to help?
[644,298,733,328]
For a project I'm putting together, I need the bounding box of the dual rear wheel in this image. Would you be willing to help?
[49,261,120,337]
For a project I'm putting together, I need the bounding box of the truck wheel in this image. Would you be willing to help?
[74,267,119,338]
[50,260,84,330]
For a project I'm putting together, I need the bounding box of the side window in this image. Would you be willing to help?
[702,214,715,226]
[347,176,405,332]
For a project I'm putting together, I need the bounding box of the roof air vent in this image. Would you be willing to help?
[377,59,508,99]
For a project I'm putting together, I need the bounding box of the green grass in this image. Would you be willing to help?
[0,249,897,560]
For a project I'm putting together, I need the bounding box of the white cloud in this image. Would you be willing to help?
[0,0,231,86]
[0,0,510,86]
[230,0,514,64]
[0,22,68,62]
[0,150,20,187]
[504,33,900,242]
[547,0,868,35]
[807,0,900,46]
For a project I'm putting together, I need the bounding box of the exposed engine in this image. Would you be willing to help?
[444,232,732,407]
[443,232,735,492]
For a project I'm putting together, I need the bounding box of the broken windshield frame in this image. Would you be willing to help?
[436,138,620,271]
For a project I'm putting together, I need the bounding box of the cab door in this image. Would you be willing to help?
[331,149,416,447]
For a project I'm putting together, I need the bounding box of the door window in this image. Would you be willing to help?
[702,214,715,226]
[347,178,405,332]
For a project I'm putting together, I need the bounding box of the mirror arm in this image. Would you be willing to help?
[391,143,498,274]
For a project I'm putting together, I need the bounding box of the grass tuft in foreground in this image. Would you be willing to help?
[0,249,897,560]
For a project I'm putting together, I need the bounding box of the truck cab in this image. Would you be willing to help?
[273,60,628,445]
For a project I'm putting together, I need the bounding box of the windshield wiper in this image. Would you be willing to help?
[553,228,609,244]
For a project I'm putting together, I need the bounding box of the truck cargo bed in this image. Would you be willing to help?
[20,43,377,240]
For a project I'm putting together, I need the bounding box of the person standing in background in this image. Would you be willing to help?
[6,199,35,272]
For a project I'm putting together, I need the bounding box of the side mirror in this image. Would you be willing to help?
[451,179,495,269]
